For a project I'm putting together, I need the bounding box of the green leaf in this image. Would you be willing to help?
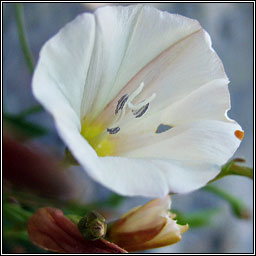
[3,203,32,227]
[66,214,82,225]
[173,208,221,228]
[3,229,29,242]
[17,105,44,119]
[4,113,48,138]
[103,194,125,207]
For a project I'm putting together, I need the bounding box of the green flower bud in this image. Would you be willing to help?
[78,211,107,241]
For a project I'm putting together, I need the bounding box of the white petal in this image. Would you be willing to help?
[160,78,233,125]
[94,157,222,197]
[83,5,201,120]
[32,13,95,120]
[81,5,142,119]
[31,13,105,184]
[51,118,209,197]
[85,120,242,197]
[114,78,232,137]
[51,119,242,198]
[115,120,242,166]
[49,118,221,197]
[94,26,227,127]
[128,29,226,114]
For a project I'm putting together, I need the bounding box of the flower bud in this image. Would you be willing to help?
[78,211,107,241]
[107,196,188,252]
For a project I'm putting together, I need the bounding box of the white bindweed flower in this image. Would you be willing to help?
[32,5,243,197]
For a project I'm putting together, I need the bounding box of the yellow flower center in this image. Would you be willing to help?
[81,82,156,157]
[81,121,115,157]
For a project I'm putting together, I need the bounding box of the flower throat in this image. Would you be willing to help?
[81,82,156,156]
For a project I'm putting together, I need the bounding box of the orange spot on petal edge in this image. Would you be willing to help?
[235,130,244,140]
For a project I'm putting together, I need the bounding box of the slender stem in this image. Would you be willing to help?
[14,3,34,74]
[204,185,237,202]
[209,159,253,184]
[228,164,253,179]
[3,203,33,225]
[204,185,250,219]
[17,105,44,119]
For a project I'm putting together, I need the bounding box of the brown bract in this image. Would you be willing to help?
[27,207,127,253]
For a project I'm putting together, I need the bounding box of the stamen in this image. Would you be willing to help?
[107,127,120,134]
[132,103,149,118]
[107,99,127,134]
[107,81,156,134]
[115,94,129,115]
[128,82,145,102]
[128,93,156,111]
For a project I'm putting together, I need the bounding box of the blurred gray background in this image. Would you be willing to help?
[3,3,254,253]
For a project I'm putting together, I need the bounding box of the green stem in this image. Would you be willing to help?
[172,208,221,228]
[17,105,44,119]
[228,164,253,179]
[14,3,34,74]
[209,159,253,184]
[204,185,250,219]
[3,203,33,226]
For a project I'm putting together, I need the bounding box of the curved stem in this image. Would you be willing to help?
[209,159,253,184]
[204,185,250,219]
[14,3,34,74]
[227,164,253,179]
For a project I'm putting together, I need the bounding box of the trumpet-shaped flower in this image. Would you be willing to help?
[32,5,243,197]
